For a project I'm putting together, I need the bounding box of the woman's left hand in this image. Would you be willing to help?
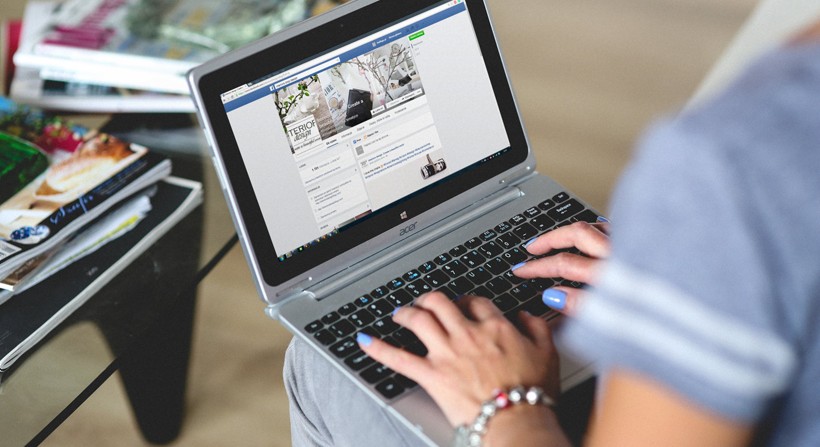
[357,292,559,427]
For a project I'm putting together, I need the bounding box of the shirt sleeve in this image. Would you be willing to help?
[558,63,809,421]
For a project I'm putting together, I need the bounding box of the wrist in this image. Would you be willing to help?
[452,386,558,447]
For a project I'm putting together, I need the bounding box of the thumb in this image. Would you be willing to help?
[542,287,583,316]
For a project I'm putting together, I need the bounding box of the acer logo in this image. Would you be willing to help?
[399,222,418,237]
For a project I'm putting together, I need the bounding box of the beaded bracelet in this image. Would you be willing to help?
[452,386,556,447]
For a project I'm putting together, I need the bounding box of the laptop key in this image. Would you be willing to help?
[520,295,556,317]
[348,309,376,327]
[531,214,556,232]
[509,214,527,226]
[552,192,570,203]
[472,286,493,298]
[572,209,599,223]
[464,237,482,249]
[448,245,467,257]
[523,206,541,218]
[406,341,428,357]
[338,303,357,316]
[330,337,358,358]
[354,295,374,307]
[329,319,356,337]
[388,278,405,290]
[484,257,508,275]
[501,248,527,265]
[448,277,474,295]
[461,250,486,268]
[503,270,525,284]
[368,300,394,318]
[314,329,336,346]
[361,363,393,384]
[304,320,323,333]
[387,289,413,307]
[547,199,584,221]
[510,283,537,302]
[418,261,437,273]
[480,229,497,241]
[496,232,521,249]
[345,351,375,371]
[321,311,341,325]
[443,260,468,278]
[512,223,538,240]
[478,241,503,258]
[466,266,492,285]
[373,316,400,336]
[529,278,555,291]
[494,221,512,234]
[395,374,418,389]
[407,280,432,297]
[492,294,517,312]
[434,253,452,265]
[537,199,556,211]
[375,377,405,399]
[424,270,449,287]
[437,286,457,299]
[402,269,422,282]
[486,277,512,295]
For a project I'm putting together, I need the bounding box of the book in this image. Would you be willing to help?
[13,0,316,95]
[0,190,152,303]
[0,99,172,286]
[11,66,195,113]
[0,177,203,375]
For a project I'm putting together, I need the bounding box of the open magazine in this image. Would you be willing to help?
[0,99,171,289]
[0,177,203,375]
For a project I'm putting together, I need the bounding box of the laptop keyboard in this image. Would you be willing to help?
[303,191,599,400]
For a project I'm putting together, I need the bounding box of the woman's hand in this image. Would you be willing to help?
[514,221,611,314]
[358,292,559,428]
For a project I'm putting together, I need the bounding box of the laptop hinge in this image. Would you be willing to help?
[298,181,529,302]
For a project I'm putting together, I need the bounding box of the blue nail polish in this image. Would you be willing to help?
[357,332,373,346]
[524,237,538,249]
[542,288,567,310]
[511,262,526,271]
[597,216,610,223]
[392,307,401,316]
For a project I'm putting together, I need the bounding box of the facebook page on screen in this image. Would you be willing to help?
[222,1,510,259]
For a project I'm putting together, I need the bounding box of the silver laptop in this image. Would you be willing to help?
[188,0,597,444]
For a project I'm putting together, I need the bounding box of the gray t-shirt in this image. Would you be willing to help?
[561,43,820,446]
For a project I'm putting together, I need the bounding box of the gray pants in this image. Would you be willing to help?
[284,337,424,446]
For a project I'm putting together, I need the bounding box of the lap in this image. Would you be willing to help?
[284,337,421,447]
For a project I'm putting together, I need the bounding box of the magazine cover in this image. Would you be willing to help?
[0,99,171,281]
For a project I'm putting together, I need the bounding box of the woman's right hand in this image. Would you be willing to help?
[513,221,611,314]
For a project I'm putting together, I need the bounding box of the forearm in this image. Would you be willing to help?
[483,405,572,447]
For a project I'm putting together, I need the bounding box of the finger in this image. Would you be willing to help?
[392,304,450,347]
[513,251,600,283]
[411,291,471,336]
[525,221,610,258]
[357,332,430,381]
[457,295,503,321]
[516,311,553,351]
[542,286,584,316]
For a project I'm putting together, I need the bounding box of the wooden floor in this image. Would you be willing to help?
[1,0,756,445]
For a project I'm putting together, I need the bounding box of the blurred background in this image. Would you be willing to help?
[0,0,757,445]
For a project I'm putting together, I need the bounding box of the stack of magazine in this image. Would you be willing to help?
[8,0,323,113]
[0,98,202,373]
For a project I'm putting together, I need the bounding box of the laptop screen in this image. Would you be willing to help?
[194,0,530,286]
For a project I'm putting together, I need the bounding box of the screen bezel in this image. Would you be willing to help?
[195,0,530,287]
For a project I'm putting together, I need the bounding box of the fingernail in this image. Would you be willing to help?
[511,262,527,271]
[597,216,609,223]
[542,288,567,310]
[392,307,401,316]
[454,294,464,301]
[357,332,373,346]
[524,237,538,249]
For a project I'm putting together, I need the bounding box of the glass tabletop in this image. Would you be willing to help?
[0,113,237,446]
